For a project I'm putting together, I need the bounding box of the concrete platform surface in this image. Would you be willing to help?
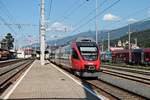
[2,60,103,100]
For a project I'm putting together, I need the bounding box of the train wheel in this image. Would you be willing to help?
[74,71,78,76]
[71,69,75,75]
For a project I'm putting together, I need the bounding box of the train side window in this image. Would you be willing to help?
[72,49,79,59]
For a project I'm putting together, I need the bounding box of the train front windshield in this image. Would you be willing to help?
[76,41,98,61]
[79,47,98,61]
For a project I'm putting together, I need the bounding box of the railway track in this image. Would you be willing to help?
[85,79,146,100]
[101,64,150,85]
[0,59,34,93]
[50,61,148,100]
[102,68,150,85]
[0,59,28,68]
[102,64,150,75]
[99,65,150,99]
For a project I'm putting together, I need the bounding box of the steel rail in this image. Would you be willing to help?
[0,60,34,93]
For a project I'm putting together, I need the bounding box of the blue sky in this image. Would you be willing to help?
[0,0,150,47]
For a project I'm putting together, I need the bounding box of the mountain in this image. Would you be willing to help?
[46,30,107,46]
[46,20,150,46]
[108,19,150,39]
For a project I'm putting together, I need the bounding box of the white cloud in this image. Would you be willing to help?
[127,18,138,23]
[46,22,73,32]
[103,13,121,21]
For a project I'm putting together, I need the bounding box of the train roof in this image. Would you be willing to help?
[0,48,9,51]
[132,48,150,52]
[143,48,150,52]
[132,48,143,52]
[110,47,124,51]
[75,37,96,42]
[112,49,129,53]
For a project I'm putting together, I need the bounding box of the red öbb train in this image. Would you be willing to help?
[51,37,101,78]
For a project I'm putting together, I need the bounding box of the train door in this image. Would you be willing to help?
[71,48,80,70]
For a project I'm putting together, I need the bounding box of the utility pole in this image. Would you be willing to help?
[102,39,104,52]
[128,23,131,63]
[134,38,137,47]
[108,32,110,51]
[95,0,98,43]
[40,0,45,65]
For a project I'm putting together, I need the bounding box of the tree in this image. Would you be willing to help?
[5,33,14,50]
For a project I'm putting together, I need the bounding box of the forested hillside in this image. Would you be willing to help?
[103,29,150,50]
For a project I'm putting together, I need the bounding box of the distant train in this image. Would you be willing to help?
[132,48,150,65]
[101,48,150,65]
[50,37,101,78]
[0,49,10,60]
[0,49,16,60]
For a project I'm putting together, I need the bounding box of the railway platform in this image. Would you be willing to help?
[1,60,105,100]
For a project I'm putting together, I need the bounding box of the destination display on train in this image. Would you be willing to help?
[77,42,97,47]
[80,47,97,52]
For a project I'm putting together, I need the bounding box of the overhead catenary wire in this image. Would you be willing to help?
[58,0,88,22]
[0,0,22,46]
[0,0,15,24]
[0,1,38,32]
[0,0,30,48]
[47,0,53,20]
[0,0,19,31]
[0,23,38,27]
[73,0,108,28]
[45,0,88,35]
[107,17,150,34]
[0,15,16,33]
[71,0,121,34]
[54,0,78,22]
[106,6,150,29]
